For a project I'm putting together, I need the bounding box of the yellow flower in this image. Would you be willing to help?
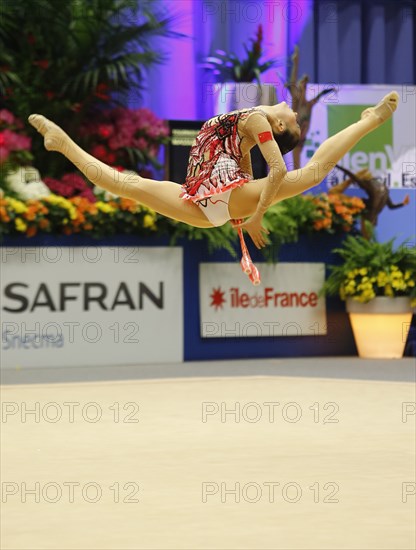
[359,268,368,276]
[45,195,77,219]
[392,279,406,291]
[143,214,156,229]
[8,197,28,214]
[384,284,394,297]
[376,271,388,287]
[347,271,356,279]
[15,218,28,232]
[345,280,356,294]
[95,201,116,214]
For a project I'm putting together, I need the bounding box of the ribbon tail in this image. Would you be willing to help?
[236,225,261,286]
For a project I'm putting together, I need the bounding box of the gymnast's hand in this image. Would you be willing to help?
[232,213,270,249]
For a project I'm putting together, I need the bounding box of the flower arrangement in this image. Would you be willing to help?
[202,24,281,85]
[0,194,158,239]
[80,107,170,171]
[1,191,366,257]
[0,110,33,169]
[1,1,177,180]
[308,193,365,233]
[322,233,416,305]
[0,106,169,204]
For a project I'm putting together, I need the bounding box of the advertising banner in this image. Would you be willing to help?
[1,247,183,368]
[300,85,415,190]
[200,263,326,338]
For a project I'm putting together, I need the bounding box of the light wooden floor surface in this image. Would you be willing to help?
[1,368,415,549]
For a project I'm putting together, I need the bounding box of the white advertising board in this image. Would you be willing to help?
[1,246,183,367]
[200,262,326,338]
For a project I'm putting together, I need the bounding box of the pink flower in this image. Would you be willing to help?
[149,145,159,157]
[62,173,88,190]
[0,130,31,151]
[0,109,14,125]
[134,137,148,150]
[44,173,93,199]
[0,146,10,163]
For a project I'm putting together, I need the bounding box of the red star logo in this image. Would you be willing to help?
[210,287,226,310]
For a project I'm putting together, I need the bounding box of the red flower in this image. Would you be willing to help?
[91,144,108,161]
[45,91,55,100]
[33,60,49,70]
[98,124,113,138]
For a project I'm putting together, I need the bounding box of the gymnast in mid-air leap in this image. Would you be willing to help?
[29,91,399,283]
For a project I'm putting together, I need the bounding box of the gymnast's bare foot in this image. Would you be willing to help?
[28,114,69,153]
[360,91,399,129]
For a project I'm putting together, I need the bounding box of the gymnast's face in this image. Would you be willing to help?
[272,101,301,139]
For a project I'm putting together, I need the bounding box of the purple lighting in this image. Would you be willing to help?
[141,0,313,120]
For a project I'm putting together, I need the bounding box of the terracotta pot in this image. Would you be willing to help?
[346,297,413,358]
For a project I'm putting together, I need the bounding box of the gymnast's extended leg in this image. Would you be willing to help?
[273,91,399,202]
[28,114,212,228]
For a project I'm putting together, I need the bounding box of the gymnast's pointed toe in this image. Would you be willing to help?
[361,91,399,126]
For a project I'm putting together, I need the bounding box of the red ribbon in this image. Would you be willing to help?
[233,219,261,285]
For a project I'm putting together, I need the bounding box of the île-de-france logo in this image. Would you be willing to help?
[210,287,226,310]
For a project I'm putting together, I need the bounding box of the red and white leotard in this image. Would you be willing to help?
[180,108,259,202]
[180,108,271,285]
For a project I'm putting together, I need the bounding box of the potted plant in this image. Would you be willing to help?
[202,24,280,113]
[322,233,416,358]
